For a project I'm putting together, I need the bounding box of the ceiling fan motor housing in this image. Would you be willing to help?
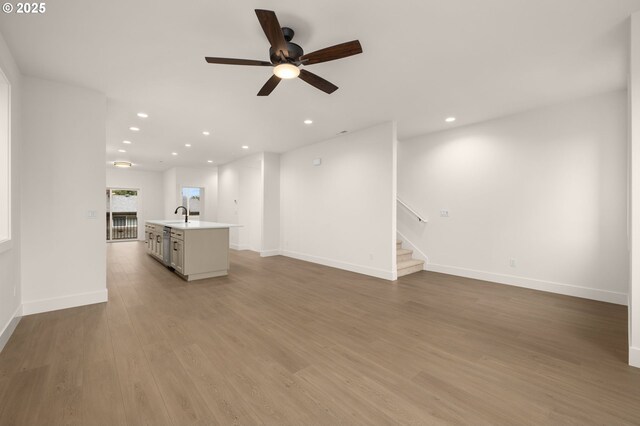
[269,27,304,63]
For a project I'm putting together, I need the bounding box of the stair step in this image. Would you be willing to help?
[397,259,424,269]
[397,259,424,277]
[396,248,413,262]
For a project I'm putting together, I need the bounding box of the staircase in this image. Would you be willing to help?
[396,240,425,277]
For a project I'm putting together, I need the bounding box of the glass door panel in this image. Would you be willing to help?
[106,188,139,241]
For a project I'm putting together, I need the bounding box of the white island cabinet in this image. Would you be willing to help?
[145,220,240,281]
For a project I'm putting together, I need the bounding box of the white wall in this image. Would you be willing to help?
[163,166,218,222]
[261,152,280,256]
[280,122,397,280]
[399,90,628,305]
[106,168,163,241]
[163,166,177,221]
[0,32,21,351]
[218,153,263,251]
[629,12,640,369]
[21,76,107,315]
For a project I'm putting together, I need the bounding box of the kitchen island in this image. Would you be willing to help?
[145,220,240,281]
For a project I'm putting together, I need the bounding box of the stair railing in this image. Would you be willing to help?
[397,197,427,223]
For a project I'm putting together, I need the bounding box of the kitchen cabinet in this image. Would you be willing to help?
[170,229,184,274]
[145,223,154,255]
[146,223,164,260]
[145,220,235,281]
[155,224,164,259]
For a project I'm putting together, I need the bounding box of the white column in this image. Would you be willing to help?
[629,12,640,368]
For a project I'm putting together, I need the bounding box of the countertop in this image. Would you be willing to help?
[146,220,241,230]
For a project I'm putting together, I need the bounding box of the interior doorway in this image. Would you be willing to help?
[106,188,139,241]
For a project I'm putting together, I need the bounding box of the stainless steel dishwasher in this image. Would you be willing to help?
[163,226,172,266]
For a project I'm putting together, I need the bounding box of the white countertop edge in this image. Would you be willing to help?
[146,220,242,229]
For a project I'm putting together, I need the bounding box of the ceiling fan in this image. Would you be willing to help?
[205,9,363,96]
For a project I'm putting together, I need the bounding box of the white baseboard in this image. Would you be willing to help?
[22,289,108,316]
[0,305,22,352]
[631,347,640,368]
[396,231,429,266]
[260,249,281,257]
[425,263,628,305]
[280,250,395,281]
[230,243,251,251]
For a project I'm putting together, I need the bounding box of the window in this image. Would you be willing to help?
[0,67,10,248]
[181,187,203,218]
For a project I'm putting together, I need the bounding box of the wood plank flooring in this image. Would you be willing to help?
[1,241,639,425]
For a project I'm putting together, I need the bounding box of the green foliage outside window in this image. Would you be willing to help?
[112,190,137,197]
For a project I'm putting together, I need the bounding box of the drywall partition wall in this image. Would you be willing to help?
[217,153,263,251]
[261,152,280,256]
[21,76,107,315]
[163,166,177,220]
[0,32,21,351]
[630,12,640,369]
[106,168,164,241]
[280,122,397,280]
[163,166,218,222]
[399,90,628,305]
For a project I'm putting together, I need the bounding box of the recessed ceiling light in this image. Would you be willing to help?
[304,119,313,125]
[171,152,178,156]
[118,149,126,153]
[207,160,213,163]
[137,112,148,118]
[185,144,191,147]
[122,140,132,144]
[241,145,249,150]
[202,131,210,136]
[445,117,456,123]
[129,127,140,131]
[114,161,132,168]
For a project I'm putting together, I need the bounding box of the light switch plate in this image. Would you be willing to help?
[313,158,322,166]
[440,209,449,217]
[87,210,97,219]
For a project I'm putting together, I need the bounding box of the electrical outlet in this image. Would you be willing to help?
[440,210,449,217]
[510,258,516,268]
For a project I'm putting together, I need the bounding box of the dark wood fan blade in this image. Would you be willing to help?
[298,69,338,94]
[257,75,281,96]
[205,57,273,66]
[255,9,289,59]
[299,40,362,65]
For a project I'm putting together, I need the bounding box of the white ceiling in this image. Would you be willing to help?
[1,0,639,171]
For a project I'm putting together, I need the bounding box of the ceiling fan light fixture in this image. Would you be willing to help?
[114,161,132,168]
[273,63,300,79]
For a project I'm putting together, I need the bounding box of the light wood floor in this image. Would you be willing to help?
[1,242,639,425]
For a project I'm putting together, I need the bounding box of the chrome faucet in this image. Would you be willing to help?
[174,206,188,223]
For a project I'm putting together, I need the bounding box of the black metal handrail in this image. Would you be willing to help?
[106,212,138,240]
